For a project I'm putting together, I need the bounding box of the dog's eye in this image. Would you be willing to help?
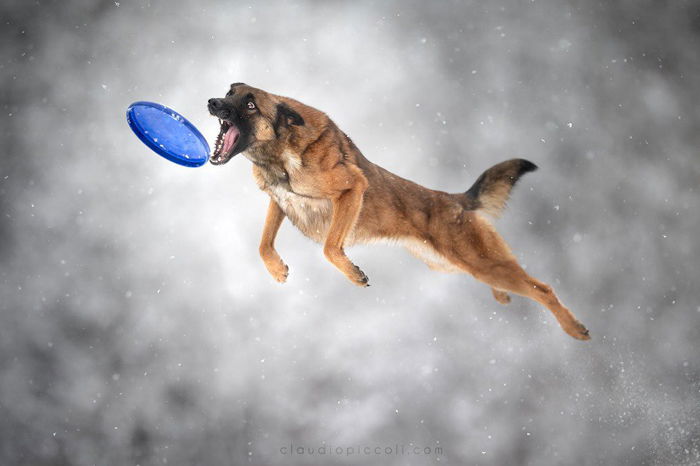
[247,101,256,111]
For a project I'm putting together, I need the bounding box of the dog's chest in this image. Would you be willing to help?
[266,185,332,243]
[251,150,335,243]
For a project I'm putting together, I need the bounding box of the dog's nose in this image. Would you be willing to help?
[208,98,231,118]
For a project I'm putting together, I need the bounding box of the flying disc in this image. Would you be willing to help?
[126,101,210,167]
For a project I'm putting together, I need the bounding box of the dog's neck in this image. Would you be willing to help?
[244,142,292,190]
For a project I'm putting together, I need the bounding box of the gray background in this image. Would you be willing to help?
[1,1,699,465]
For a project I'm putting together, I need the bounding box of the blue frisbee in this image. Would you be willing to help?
[126,101,210,167]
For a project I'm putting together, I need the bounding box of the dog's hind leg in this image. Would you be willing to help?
[437,216,590,340]
[474,261,590,340]
[259,199,289,283]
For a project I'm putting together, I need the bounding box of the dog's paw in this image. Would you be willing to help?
[492,289,511,305]
[265,260,289,283]
[349,265,370,287]
[562,319,591,341]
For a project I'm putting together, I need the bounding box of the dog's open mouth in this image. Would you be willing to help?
[211,119,240,165]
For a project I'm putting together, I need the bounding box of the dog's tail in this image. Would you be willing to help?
[459,159,538,218]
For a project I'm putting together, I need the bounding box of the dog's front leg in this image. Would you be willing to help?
[259,199,289,283]
[323,174,369,287]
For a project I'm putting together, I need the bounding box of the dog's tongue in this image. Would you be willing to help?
[222,125,240,155]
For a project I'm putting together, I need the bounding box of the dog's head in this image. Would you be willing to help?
[207,83,305,165]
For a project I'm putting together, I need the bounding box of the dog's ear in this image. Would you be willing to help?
[276,103,305,127]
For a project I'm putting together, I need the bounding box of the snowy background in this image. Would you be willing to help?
[1,1,700,464]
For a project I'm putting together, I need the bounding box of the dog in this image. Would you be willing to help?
[207,83,590,341]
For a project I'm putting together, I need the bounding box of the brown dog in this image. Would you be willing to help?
[207,83,590,341]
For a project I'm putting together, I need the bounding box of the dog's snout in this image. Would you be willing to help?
[208,98,232,119]
[208,99,235,118]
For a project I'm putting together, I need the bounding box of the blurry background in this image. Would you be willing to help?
[1,0,699,464]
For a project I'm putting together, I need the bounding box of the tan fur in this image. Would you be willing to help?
[210,84,590,341]
[479,184,513,218]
